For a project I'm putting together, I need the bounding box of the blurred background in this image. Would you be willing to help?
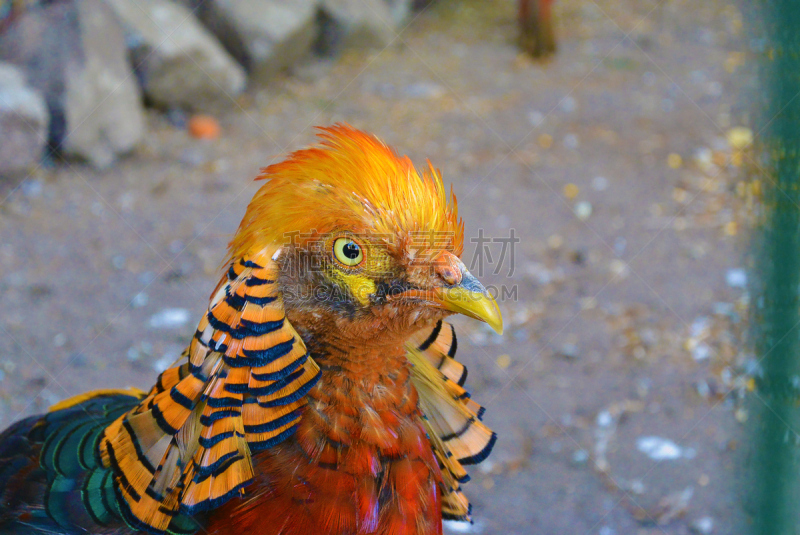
[0,0,756,533]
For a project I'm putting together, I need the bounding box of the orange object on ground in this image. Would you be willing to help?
[188,114,221,139]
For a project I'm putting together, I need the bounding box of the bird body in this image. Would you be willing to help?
[0,125,501,535]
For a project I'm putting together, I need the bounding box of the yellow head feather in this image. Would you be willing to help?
[228,124,463,262]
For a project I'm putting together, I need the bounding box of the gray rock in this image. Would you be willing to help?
[0,0,144,168]
[0,63,49,176]
[317,0,409,55]
[104,0,246,109]
[198,0,317,84]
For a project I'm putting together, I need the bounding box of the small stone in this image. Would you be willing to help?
[112,255,126,270]
[21,179,43,197]
[443,520,475,533]
[563,183,580,199]
[152,354,175,373]
[636,436,683,460]
[149,308,191,329]
[672,187,689,203]
[597,410,613,427]
[690,516,714,534]
[735,408,748,423]
[591,176,608,191]
[727,126,753,150]
[725,268,747,288]
[690,316,711,339]
[402,82,444,99]
[629,479,645,494]
[698,474,710,486]
[559,96,577,113]
[725,51,744,73]
[563,133,579,149]
[574,201,592,221]
[712,302,734,316]
[127,347,140,361]
[724,221,738,236]
[547,234,563,250]
[667,153,682,169]
[527,110,544,126]
[558,344,579,360]
[609,259,629,278]
[613,236,626,256]
[478,459,494,475]
[53,333,67,347]
[132,292,149,308]
[538,134,553,149]
[692,343,712,362]
[694,147,714,172]
[571,449,589,464]
[496,354,511,369]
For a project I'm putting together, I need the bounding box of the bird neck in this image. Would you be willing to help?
[309,333,413,408]
[285,308,430,437]
[298,329,422,444]
[287,307,427,394]
[312,334,408,373]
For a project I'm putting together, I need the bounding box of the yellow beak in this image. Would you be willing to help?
[433,270,504,335]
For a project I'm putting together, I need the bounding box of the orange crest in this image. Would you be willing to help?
[228,124,463,262]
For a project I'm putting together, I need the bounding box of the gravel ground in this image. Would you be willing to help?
[0,1,756,533]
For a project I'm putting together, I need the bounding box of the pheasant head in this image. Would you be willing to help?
[231,124,503,346]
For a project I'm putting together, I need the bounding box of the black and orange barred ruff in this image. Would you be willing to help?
[98,247,320,533]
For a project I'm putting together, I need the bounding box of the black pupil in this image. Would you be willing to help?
[342,242,360,260]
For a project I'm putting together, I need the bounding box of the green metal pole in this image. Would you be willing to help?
[751,1,800,533]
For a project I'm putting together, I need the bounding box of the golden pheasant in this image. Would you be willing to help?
[0,125,502,535]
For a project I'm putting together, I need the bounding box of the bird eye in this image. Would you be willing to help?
[333,237,364,267]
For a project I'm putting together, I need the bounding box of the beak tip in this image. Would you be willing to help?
[484,304,504,336]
